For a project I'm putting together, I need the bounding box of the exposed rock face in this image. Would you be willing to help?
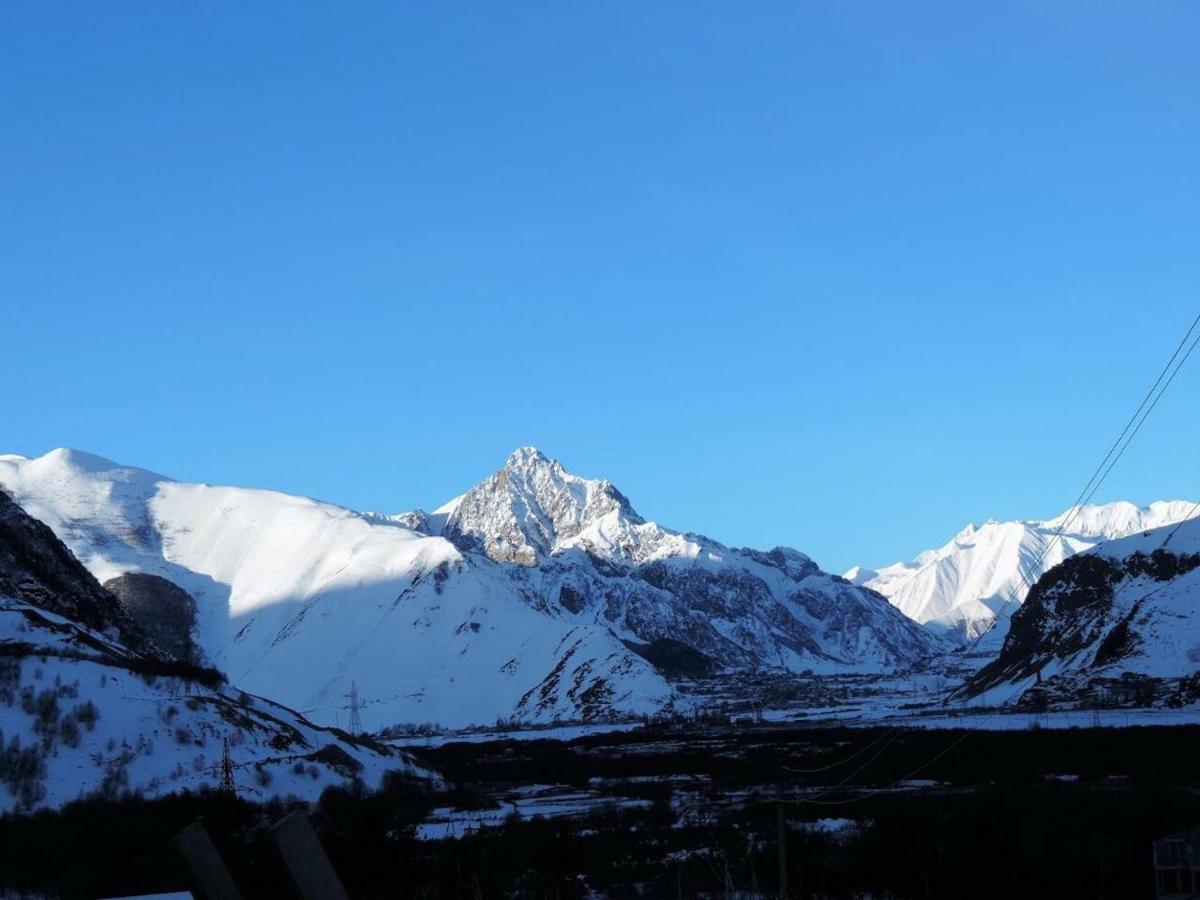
[103,572,199,664]
[444,447,644,565]
[0,488,140,647]
[390,509,433,533]
[963,516,1200,704]
[461,452,945,673]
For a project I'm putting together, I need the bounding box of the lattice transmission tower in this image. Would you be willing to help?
[218,737,237,795]
[343,681,364,735]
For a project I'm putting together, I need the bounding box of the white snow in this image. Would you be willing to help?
[0,449,675,730]
[0,593,436,812]
[849,500,1198,641]
[0,446,946,731]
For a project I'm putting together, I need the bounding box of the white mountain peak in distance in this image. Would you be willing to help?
[963,512,1200,706]
[1,446,942,729]
[439,446,705,567]
[847,500,1198,643]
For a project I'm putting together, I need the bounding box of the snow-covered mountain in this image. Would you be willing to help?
[435,447,943,672]
[846,501,1198,643]
[962,510,1200,707]
[0,447,941,729]
[0,487,434,812]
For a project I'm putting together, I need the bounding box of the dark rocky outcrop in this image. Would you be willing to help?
[103,573,200,664]
[964,546,1200,698]
[0,489,141,647]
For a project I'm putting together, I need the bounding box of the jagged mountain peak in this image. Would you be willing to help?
[500,447,636,510]
[504,444,555,469]
[444,448,645,566]
[3,446,948,728]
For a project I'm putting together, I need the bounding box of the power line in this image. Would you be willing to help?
[980,504,1200,691]
[1043,314,1199,547]
[961,315,1200,656]
[790,730,903,804]
[787,312,1200,804]
[1162,500,1200,548]
[781,727,897,775]
[795,732,973,807]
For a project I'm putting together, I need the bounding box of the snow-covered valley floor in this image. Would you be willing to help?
[379,666,1200,751]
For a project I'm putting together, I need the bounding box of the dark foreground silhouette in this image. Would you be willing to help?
[3,723,1199,899]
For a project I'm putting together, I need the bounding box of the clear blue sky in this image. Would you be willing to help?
[3,2,1198,573]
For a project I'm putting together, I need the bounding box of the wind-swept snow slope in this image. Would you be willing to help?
[1,448,941,729]
[847,501,1197,642]
[0,487,435,812]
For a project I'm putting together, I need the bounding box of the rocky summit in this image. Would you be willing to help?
[0,447,943,730]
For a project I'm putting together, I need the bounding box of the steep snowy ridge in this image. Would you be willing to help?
[0,450,676,729]
[0,488,435,812]
[964,511,1200,706]
[1,447,942,730]
[848,500,1197,642]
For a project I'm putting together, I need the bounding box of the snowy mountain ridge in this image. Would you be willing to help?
[0,447,942,729]
[0,486,436,812]
[846,500,1197,642]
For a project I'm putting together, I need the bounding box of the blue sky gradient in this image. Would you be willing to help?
[2,2,1198,572]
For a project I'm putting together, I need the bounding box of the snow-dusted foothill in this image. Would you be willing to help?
[0,488,436,812]
[1,447,942,730]
[847,500,1197,642]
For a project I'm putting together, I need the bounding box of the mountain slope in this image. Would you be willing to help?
[847,500,1197,642]
[1,447,942,729]
[0,450,675,729]
[962,511,1200,706]
[394,447,944,675]
[0,488,435,812]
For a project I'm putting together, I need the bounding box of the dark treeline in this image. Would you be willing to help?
[2,724,1198,898]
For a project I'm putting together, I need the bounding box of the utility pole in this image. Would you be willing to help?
[777,801,788,899]
[343,681,364,736]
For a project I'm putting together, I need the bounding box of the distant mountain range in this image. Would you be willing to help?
[846,500,1197,642]
[0,447,942,729]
